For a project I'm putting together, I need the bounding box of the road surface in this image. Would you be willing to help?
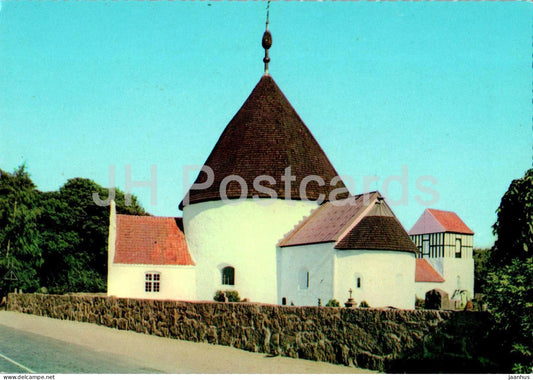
[0,311,376,374]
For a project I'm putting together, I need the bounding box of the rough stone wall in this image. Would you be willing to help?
[6,294,496,372]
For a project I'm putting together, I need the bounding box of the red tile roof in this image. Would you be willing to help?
[114,215,194,266]
[427,209,473,234]
[180,75,347,209]
[410,209,473,235]
[415,259,445,283]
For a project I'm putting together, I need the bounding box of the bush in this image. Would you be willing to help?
[213,290,226,302]
[359,300,370,308]
[415,297,425,310]
[213,290,241,302]
[225,290,241,302]
[326,299,340,307]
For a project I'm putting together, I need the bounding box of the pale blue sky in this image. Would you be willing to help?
[0,1,531,248]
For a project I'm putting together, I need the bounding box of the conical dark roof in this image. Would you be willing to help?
[180,75,347,209]
[335,216,419,253]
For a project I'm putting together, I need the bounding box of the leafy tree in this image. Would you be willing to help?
[0,165,43,293]
[483,168,533,373]
[473,247,491,293]
[484,257,533,373]
[490,168,533,266]
[38,178,146,293]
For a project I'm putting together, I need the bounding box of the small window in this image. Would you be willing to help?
[299,268,309,290]
[222,266,235,285]
[422,235,430,256]
[145,272,160,293]
[354,273,363,289]
[455,238,462,258]
[282,297,287,306]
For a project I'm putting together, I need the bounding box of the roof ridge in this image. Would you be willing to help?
[333,192,379,243]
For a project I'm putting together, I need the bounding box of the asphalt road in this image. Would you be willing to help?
[0,325,159,373]
[0,311,376,374]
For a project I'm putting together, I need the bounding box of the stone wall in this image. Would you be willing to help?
[6,294,498,373]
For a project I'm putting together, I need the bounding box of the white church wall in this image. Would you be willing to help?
[107,264,196,301]
[334,250,416,309]
[183,198,318,304]
[415,282,445,300]
[441,257,475,298]
[277,243,335,306]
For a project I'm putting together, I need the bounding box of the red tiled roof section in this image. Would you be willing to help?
[415,259,445,283]
[428,209,474,235]
[114,215,194,266]
[335,216,419,253]
[180,75,347,209]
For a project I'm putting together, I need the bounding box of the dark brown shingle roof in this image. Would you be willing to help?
[279,192,382,247]
[180,75,347,209]
[335,215,419,253]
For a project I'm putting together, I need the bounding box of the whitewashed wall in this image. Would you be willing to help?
[277,243,335,306]
[415,258,474,301]
[107,264,196,300]
[441,257,475,298]
[334,250,416,309]
[183,199,318,304]
[106,204,197,300]
[415,282,445,300]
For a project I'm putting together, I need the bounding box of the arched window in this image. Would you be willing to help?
[354,273,363,289]
[221,266,235,286]
[455,238,462,258]
[298,268,309,290]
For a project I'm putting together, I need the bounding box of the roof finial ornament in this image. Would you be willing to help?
[262,1,272,75]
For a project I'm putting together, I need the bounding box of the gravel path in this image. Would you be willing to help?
[0,311,376,374]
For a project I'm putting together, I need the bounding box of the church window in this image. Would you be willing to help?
[422,235,430,257]
[299,268,309,290]
[222,266,235,286]
[354,273,363,289]
[455,238,462,258]
[145,272,160,292]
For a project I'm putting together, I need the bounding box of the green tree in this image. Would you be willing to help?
[38,178,146,293]
[484,257,532,373]
[0,165,43,293]
[473,247,491,293]
[483,168,533,373]
[490,168,533,266]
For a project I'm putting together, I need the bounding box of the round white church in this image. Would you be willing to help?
[107,26,474,310]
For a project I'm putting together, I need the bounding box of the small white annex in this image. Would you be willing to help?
[107,202,196,301]
[277,192,417,309]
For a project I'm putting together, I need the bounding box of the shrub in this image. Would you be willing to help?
[213,290,226,302]
[415,297,425,310]
[225,290,241,302]
[326,299,340,307]
[359,300,370,308]
[213,290,241,303]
